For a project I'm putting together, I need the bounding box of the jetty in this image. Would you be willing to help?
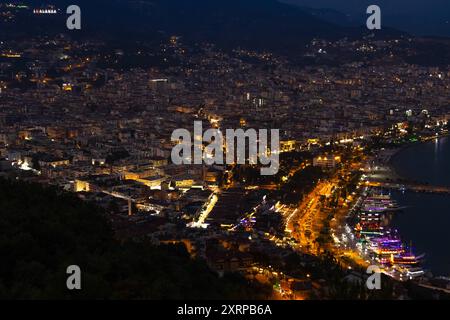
[367,181,450,195]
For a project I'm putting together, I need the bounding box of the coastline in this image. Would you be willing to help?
[383,134,450,277]
[387,133,450,183]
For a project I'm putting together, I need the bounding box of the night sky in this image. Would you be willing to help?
[282,0,450,36]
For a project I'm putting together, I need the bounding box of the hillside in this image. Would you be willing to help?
[3,0,402,53]
[0,178,270,299]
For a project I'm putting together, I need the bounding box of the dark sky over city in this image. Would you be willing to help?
[282,0,450,36]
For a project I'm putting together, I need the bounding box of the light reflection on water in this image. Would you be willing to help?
[390,137,450,277]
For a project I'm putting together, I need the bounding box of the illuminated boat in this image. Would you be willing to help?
[393,253,424,265]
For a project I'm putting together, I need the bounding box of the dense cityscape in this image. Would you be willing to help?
[0,0,450,303]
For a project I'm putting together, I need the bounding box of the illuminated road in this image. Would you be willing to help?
[190,193,219,228]
[280,181,334,253]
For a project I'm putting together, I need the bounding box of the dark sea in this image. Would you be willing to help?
[390,136,450,277]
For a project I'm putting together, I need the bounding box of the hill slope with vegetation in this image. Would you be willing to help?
[0,178,270,299]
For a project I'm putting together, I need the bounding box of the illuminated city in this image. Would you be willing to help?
[0,0,449,308]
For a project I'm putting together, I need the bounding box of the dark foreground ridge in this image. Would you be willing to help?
[0,178,270,299]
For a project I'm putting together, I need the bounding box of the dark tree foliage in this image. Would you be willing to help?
[277,166,327,204]
[0,178,270,300]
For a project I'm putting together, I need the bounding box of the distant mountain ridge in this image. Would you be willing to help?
[293,6,363,27]
[7,0,405,53]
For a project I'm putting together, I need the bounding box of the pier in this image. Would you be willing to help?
[367,181,450,195]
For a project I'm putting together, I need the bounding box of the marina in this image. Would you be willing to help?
[349,189,425,281]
